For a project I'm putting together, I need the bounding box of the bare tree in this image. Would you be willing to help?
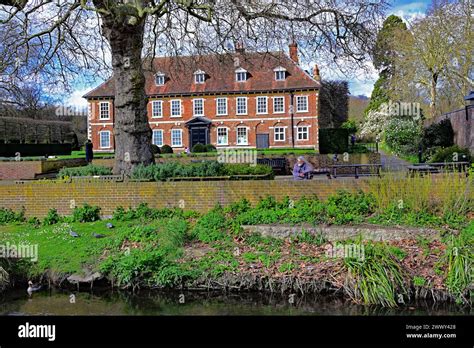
[389,0,473,117]
[1,0,388,174]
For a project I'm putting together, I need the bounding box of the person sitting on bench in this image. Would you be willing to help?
[293,156,313,180]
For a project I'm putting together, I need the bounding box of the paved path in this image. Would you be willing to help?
[379,150,411,171]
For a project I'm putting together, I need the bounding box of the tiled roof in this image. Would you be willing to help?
[84,51,320,99]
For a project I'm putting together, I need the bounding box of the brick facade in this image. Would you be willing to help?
[85,45,321,152]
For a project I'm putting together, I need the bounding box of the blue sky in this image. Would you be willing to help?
[67,1,432,106]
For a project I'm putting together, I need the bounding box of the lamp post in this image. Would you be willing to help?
[464,90,474,121]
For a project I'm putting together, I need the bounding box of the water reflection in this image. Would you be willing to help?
[0,288,471,316]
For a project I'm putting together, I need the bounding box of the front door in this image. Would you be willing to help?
[190,127,208,148]
[256,133,270,149]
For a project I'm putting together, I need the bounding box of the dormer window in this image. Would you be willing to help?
[155,72,166,86]
[235,67,247,82]
[274,66,287,81]
[194,70,206,84]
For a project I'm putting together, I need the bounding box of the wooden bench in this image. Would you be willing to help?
[312,167,332,179]
[330,164,382,179]
[257,157,287,175]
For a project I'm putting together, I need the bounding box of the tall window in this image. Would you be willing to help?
[236,97,247,115]
[99,102,110,119]
[171,129,182,147]
[152,100,163,118]
[217,127,228,145]
[273,97,285,113]
[216,98,227,116]
[194,70,206,84]
[237,127,248,145]
[99,131,110,148]
[193,99,204,116]
[274,127,285,141]
[155,73,165,86]
[296,95,309,112]
[171,100,182,117]
[235,68,247,82]
[152,129,163,146]
[297,126,309,140]
[257,96,268,114]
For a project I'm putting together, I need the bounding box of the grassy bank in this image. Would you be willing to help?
[0,179,472,307]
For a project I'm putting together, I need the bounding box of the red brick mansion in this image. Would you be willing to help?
[84,43,321,152]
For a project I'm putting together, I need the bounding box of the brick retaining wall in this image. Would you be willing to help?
[0,179,371,217]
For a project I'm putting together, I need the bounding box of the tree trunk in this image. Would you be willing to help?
[430,73,438,118]
[99,12,154,175]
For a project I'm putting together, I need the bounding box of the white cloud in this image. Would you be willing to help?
[65,89,90,108]
[390,2,427,23]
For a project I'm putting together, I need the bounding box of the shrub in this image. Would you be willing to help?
[192,143,207,153]
[160,145,173,154]
[341,119,358,134]
[43,208,60,225]
[57,164,112,178]
[131,161,273,181]
[319,128,349,154]
[72,204,101,222]
[428,145,471,163]
[222,163,273,177]
[205,144,217,152]
[422,119,454,150]
[0,208,25,224]
[384,117,422,155]
[151,144,161,154]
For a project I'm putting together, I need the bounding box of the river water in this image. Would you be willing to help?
[0,288,471,316]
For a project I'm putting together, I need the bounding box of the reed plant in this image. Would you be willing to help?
[343,241,407,307]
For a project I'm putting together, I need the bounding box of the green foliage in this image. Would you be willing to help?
[318,128,349,154]
[222,163,273,177]
[440,225,473,304]
[413,276,426,287]
[373,15,407,72]
[112,203,186,221]
[341,119,358,134]
[72,204,101,223]
[191,206,229,242]
[131,161,273,181]
[0,208,25,225]
[160,145,173,154]
[205,144,217,152]
[278,262,295,273]
[191,143,207,153]
[369,203,444,228]
[57,164,112,178]
[325,190,376,224]
[150,144,161,154]
[428,145,471,163]
[422,119,454,150]
[42,208,61,225]
[27,216,41,227]
[365,75,390,116]
[344,241,407,307]
[384,117,423,155]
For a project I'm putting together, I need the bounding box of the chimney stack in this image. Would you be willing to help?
[313,64,321,81]
[289,42,299,64]
[235,40,245,54]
